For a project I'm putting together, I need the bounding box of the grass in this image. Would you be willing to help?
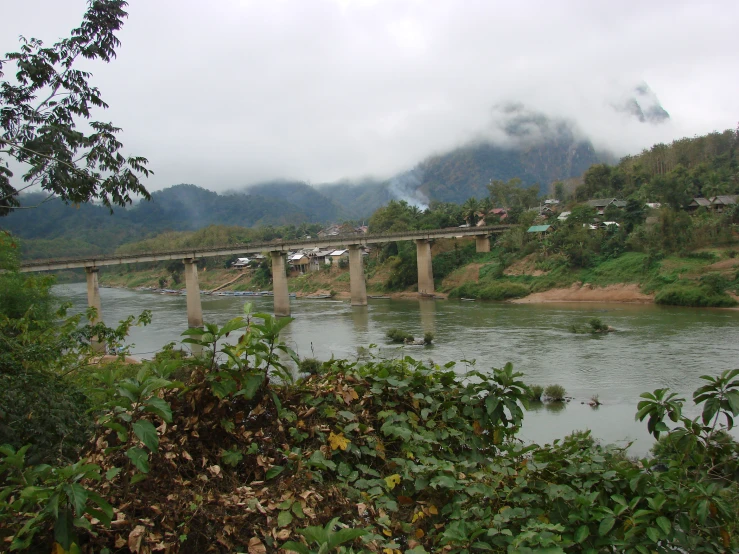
[580,252,651,286]
[449,281,530,301]
[654,283,738,308]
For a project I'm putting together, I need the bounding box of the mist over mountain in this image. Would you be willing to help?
[3,84,676,258]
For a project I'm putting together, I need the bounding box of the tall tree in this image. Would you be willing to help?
[0,0,150,217]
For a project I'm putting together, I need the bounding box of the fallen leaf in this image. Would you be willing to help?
[341,388,359,404]
[328,432,350,451]
[128,525,146,553]
[428,505,438,515]
[384,474,401,490]
[397,495,414,505]
[415,528,425,539]
[115,536,126,549]
[248,536,267,554]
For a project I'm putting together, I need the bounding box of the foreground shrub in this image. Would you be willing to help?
[655,283,738,307]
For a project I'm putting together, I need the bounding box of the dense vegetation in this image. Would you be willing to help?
[575,129,739,205]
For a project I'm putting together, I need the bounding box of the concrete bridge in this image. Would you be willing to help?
[20,225,509,338]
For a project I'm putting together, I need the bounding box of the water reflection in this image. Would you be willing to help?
[545,401,567,414]
[351,306,369,333]
[419,299,436,335]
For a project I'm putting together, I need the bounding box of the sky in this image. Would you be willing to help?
[2,0,738,192]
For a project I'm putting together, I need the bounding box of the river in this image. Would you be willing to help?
[55,282,739,456]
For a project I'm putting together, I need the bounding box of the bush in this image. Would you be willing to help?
[528,384,544,401]
[588,317,609,333]
[386,328,414,343]
[0,368,92,465]
[544,384,567,402]
[655,284,738,308]
[423,332,434,345]
[299,357,322,375]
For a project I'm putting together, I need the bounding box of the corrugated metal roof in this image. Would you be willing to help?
[527,225,551,233]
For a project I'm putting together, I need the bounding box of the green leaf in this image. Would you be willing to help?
[646,527,660,542]
[655,515,671,535]
[278,510,293,527]
[54,508,75,551]
[105,467,122,481]
[292,501,305,519]
[574,525,589,544]
[85,491,114,526]
[144,397,172,422]
[598,516,615,536]
[133,420,159,452]
[221,448,243,467]
[126,447,150,473]
[327,527,367,549]
[281,541,310,554]
[265,465,285,480]
[63,483,88,518]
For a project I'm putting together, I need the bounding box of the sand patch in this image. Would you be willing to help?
[511,283,654,304]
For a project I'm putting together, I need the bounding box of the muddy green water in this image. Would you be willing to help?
[55,282,739,456]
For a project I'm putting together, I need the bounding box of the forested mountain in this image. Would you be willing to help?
[2,185,331,259]
[575,128,739,205]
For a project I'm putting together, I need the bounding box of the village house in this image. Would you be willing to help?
[231,257,251,269]
[711,195,738,213]
[288,252,310,274]
[687,195,737,214]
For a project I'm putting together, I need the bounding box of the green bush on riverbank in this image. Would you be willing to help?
[655,283,738,308]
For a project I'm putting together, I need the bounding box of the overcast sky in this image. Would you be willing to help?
[2,0,738,191]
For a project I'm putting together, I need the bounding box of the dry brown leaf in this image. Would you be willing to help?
[275,529,291,540]
[128,525,146,553]
[182,451,193,461]
[115,535,126,548]
[207,465,222,477]
[248,537,267,554]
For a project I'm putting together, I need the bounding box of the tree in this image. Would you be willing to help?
[0,0,150,217]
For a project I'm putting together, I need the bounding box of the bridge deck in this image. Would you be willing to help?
[19,225,510,272]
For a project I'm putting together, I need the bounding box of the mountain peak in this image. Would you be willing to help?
[613,82,670,124]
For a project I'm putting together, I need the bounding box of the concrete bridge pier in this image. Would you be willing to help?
[183,258,204,355]
[348,245,367,306]
[271,251,290,317]
[85,267,102,323]
[476,234,491,253]
[415,239,434,295]
[85,267,105,353]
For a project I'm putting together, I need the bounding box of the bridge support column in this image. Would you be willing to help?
[348,245,367,306]
[85,267,105,353]
[415,239,434,295]
[271,251,290,317]
[475,235,490,253]
[184,259,204,355]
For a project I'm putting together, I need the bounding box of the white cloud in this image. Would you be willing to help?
[1,0,737,191]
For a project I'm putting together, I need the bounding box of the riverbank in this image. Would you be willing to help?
[511,282,654,304]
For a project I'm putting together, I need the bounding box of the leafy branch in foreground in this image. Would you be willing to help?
[0,0,150,216]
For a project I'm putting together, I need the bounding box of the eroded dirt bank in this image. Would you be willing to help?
[511,283,654,304]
